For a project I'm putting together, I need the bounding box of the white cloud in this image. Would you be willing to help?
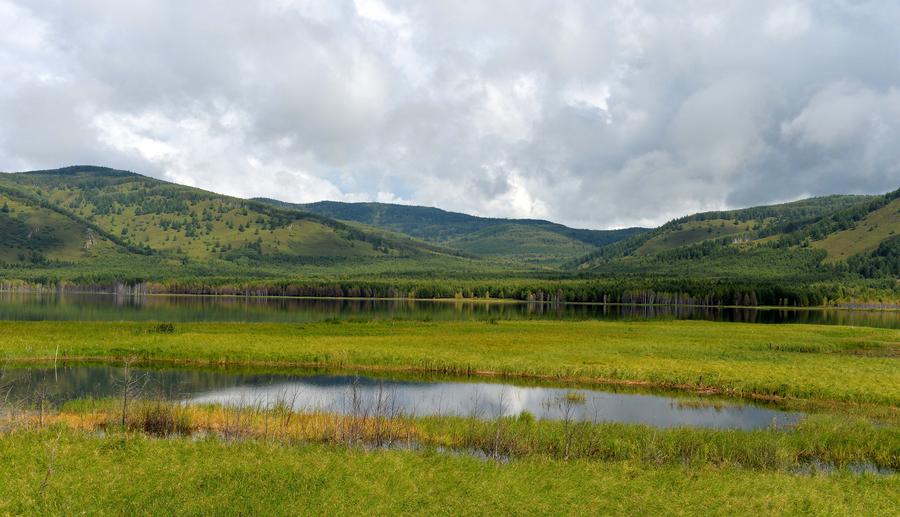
[781,82,900,149]
[765,2,811,40]
[0,0,898,228]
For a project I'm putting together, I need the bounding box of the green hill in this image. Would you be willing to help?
[809,197,900,263]
[0,188,129,264]
[0,166,895,305]
[0,166,471,270]
[256,199,646,265]
[571,190,900,280]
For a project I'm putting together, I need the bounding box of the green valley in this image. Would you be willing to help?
[0,166,897,306]
[256,199,646,265]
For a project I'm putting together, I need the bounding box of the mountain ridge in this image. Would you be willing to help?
[0,166,896,289]
[568,189,899,278]
[256,198,647,265]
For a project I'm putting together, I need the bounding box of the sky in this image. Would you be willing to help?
[0,0,898,229]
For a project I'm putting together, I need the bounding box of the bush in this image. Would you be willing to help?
[148,323,176,334]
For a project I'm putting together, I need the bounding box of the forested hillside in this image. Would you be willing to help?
[0,166,896,306]
[0,166,473,264]
[259,199,646,265]
[571,191,899,280]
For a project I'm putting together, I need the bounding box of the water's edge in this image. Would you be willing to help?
[1,364,805,430]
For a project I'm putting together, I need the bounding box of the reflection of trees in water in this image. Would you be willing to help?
[0,291,895,327]
[0,366,304,408]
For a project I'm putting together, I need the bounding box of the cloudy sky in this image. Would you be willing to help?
[1,0,898,228]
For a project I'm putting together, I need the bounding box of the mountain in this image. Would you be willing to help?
[570,190,900,279]
[0,166,470,270]
[256,199,647,265]
[0,166,895,298]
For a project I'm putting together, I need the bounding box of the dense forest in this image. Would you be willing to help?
[0,166,897,306]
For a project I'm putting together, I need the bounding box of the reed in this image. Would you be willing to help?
[6,398,897,471]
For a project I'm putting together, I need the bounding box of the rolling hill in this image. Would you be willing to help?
[0,166,895,304]
[0,166,471,270]
[809,197,900,263]
[571,189,900,280]
[256,199,646,265]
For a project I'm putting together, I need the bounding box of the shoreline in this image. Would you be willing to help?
[1,287,898,311]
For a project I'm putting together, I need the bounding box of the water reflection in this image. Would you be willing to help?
[1,366,804,430]
[0,292,896,327]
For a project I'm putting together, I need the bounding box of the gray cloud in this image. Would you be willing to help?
[0,0,898,228]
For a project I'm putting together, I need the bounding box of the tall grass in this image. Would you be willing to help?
[6,396,896,472]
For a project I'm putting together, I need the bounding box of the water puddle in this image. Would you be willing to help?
[0,365,804,430]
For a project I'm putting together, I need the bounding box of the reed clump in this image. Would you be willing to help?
[129,400,191,437]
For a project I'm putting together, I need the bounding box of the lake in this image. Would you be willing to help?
[0,291,896,327]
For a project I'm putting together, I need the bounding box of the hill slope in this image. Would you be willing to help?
[0,188,130,265]
[0,166,470,270]
[809,197,900,263]
[0,166,895,304]
[571,190,900,280]
[256,199,646,265]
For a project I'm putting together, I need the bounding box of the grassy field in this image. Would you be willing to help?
[18,398,896,470]
[1,319,897,407]
[2,428,897,516]
[1,317,898,514]
[814,198,900,263]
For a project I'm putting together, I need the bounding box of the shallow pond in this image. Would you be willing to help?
[1,365,804,430]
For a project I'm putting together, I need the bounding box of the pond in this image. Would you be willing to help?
[0,291,897,328]
[0,365,805,430]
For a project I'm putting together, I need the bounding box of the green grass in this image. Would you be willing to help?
[814,198,900,263]
[634,219,756,256]
[1,319,897,407]
[2,428,897,516]
[37,399,899,470]
[0,193,121,263]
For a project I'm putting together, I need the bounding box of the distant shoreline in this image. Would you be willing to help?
[2,286,898,311]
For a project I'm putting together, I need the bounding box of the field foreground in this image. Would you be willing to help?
[1,319,897,407]
[2,429,898,516]
[1,318,898,515]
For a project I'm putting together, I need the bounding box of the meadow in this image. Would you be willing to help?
[4,428,898,516]
[1,319,897,408]
[1,315,898,514]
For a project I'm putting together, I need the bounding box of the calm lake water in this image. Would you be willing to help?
[0,292,897,327]
[2,365,803,430]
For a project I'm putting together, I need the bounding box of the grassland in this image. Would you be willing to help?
[633,219,756,256]
[3,428,897,516]
[814,198,900,263]
[0,194,121,263]
[1,317,898,514]
[14,398,896,470]
[1,319,897,408]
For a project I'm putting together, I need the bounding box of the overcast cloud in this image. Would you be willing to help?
[0,0,898,228]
